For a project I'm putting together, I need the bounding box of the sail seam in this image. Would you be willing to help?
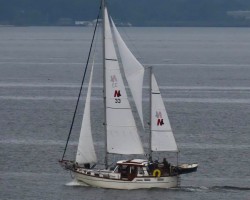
[107,125,137,127]
[107,107,131,109]
[152,150,179,152]
[106,58,118,61]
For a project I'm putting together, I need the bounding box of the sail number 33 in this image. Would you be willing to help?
[115,98,121,103]
[114,90,121,103]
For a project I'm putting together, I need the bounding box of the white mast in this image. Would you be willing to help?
[102,0,108,168]
[149,67,153,160]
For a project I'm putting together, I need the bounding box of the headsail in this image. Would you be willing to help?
[76,63,97,164]
[111,19,145,128]
[151,73,178,152]
[104,7,144,155]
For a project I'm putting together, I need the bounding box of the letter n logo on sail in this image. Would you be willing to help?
[114,90,121,97]
[157,119,164,126]
[156,111,164,126]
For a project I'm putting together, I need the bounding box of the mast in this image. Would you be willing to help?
[102,0,108,169]
[148,66,152,161]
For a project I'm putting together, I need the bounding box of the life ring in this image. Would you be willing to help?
[153,169,161,177]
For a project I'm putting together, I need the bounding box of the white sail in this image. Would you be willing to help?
[151,73,178,152]
[76,63,97,164]
[111,19,145,127]
[104,7,144,155]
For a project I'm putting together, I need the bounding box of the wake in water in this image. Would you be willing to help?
[171,186,209,192]
[175,186,250,192]
[65,179,89,187]
[211,186,250,191]
[64,183,250,191]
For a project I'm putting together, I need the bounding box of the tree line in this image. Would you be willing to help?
[0,0,250,26]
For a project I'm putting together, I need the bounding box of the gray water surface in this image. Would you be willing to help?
[0,27,250,200]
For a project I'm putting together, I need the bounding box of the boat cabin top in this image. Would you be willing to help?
[112,159,149,179]
[116,159,148,167]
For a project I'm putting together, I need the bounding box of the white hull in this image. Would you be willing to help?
[74,172,178,190]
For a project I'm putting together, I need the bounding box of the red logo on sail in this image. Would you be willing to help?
[156,111,164,126]
[114,90,121,97]
[157,119,164,126]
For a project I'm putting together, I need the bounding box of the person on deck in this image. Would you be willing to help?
[163,158,170,173]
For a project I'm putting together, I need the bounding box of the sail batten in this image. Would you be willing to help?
[151,73,178,152]
[104,7,144,155]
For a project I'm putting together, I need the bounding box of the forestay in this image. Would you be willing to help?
[104,8,144,155]
[151,73,178,152]
[76,63,97,164]
[111,19,145,128]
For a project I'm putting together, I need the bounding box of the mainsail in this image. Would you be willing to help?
[111,19,145,127]
[151,73,178,152]
[76,63,97,164]
[104,7,144,155]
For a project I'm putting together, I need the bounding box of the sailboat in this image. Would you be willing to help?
[59,0,198,190]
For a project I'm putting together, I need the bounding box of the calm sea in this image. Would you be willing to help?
[0,26,250,200]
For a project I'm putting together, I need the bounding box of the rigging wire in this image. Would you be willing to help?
[61,1,102,161]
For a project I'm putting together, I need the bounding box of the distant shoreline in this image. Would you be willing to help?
[1,24,250,28]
